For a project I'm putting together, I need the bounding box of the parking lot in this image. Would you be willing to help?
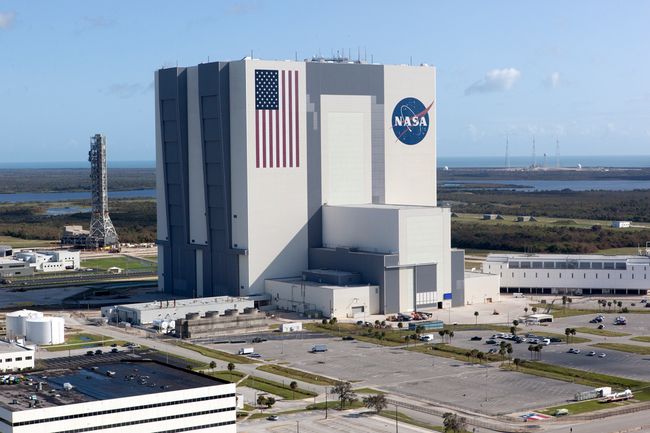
[214,336,590,415]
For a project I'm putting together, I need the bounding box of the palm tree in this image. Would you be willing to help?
[570,328,577,341]
[524,307,529,315]
[565,328,571,344]
[562,295,567,308]
[536,344,543,360]
[507,344,513,363]
[362,394,388,413]
[513,358,522,371]
[465,351,472,362]
[531,306,538,314]
[404,335,410,347]
[290,381,298,399]
[476,352,485,364]
[438,330,445,343]
[617,301,623,311]
[227,362,235,381]
[474,311,479,325]
[607,301,612,311]
[528,345,534,360]
[448,331,455,343]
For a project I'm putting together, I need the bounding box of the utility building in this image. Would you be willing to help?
[156,57,464,314]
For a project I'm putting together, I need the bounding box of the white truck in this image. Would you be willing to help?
[310,344,328,353]
[419,334,435,342]
[238,347,254,355]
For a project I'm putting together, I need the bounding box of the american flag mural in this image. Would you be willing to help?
[255,69,300,168]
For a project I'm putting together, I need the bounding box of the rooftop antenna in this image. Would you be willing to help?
[543,152,548,168]
[250,49,253,59]
[555,137,560,168]
[505,136,510,169]
[357,46,360,62]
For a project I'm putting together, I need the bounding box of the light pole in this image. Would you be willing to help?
[296,421,300,433]
[395,404,399,433]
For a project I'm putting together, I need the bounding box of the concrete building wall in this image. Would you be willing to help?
[322,205,399,254]
[463,272,501,305]
[230,59,309,295]
[0,347,34,372]
[383,65,436,206]
[451,249,466,307]
[265,279,379,318]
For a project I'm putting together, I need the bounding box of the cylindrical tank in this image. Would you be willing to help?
[6,310,43,339]
[26,318,52,345]
[185,312,199,320]
[204,311,219,318]
[49,317,65,345]
[224,309,239,316]
[243,307,257,314]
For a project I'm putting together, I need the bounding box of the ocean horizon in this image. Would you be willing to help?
[2,155,650,169]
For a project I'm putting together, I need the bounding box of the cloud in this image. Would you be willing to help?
[545,72,561,89]
[465,68,521,95]
[82,16,116,28]
[226,0,261,15]
[104,82,152,99]
[0,11,15,29]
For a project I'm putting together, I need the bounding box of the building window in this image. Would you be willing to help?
[4,359,10,362]
[512,272,514,278]
[620,273,623,279]
[608,273,610,279]
[25,356,32,360]
[571,273,574,279]
[547,273,550,278]
[632,274,635,279]
[535,273,538,278]
[584,273,586,279]
[15,357,21,361]
[524,272,526,278]
[559,273,562,278]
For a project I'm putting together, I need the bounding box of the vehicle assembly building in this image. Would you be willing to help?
[483,253,650,295]
[155,57,471,315]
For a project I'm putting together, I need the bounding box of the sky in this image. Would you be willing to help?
[1,0,649,163]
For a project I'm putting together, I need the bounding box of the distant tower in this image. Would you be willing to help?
[505,136,510,169]
[87,134,119,248]
[555,138,560,168]
[532,136,537,168]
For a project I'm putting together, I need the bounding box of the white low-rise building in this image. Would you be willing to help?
[0,361,235,433]
[0,341,34,372]
[266,270,380,319]
[611,221,631,228]
[483,253,650,296]
[101,296,258,325]
[11,250,80,273]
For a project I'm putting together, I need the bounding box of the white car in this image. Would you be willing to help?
[586,351,596,356]
[598,353,607,358]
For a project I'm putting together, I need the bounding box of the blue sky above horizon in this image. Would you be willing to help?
[1,0,649,163]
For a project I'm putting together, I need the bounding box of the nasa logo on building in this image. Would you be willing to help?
[391,97,433,145]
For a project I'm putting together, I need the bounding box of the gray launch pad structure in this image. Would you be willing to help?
[87,134,119,248]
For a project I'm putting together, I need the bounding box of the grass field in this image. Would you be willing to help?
[377,410,445,432]
[540,399,630,416]
[81,255,157,271]
[207,370,247,383]
[353,387,386,394]
[175,341,259,364]
[591,343,650,355]
[573,327,630,337]
[503,361,647,390]
[256,364,340,386]
[406,343,504,363]
[241,375,317,400]
[630,336,650,343]
[44,333,122,352]
[0,235,57,248]
[306,400,365,411]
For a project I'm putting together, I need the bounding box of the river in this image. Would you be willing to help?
[0,189,156,203]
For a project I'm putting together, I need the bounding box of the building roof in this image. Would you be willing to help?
[269,277,377,291]
[0,258,28,266]
[0,341,32,354]
[116,296,255,312]
[325,203,439,211]
[486,253,650,263]
[0,361,227,412]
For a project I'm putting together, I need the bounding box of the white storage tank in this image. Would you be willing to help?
[6,310,43,339]
[25,316,65,345]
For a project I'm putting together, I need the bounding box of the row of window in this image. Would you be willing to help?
[6,393,235,427]
[506,261,632,270]
[504,272,647,280]
[53,407,236,433]
[0,356,32,363]
[154,420,237,433]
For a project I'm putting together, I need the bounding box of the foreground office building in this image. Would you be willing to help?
[155,57,476,314]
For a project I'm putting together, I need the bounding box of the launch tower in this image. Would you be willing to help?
[87,134,119,248]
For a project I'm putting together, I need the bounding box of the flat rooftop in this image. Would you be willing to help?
[0,341,32,354]
[270,277,377,290]
[325,203,438,211]
[117,295,255,312]
[0,361,227,412]
[487,253,650,262]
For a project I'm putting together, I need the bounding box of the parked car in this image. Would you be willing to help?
[342,336,355,341]
[568,348,581,354]
[248,353,262,358]
[111,348,119,353]
[485,339,497,345]
[549,337,562,343]
[94,349,103,355]
[85,350,95,356]
[598,324,605,329]
[267,415,279,421]
[252,337,267,343]
[598,353,607,358]
[487,348,498,354]
[586,351,596,356]
[470,336,482,341]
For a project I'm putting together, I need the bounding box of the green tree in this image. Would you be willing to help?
[443,412,467,433]
[531,306,538,314]
[438,330,446,343]
[265,396,276,409]
[474,311,479,325]
[565,328,571,344]
[397,322,403,329]
[227,362,235,381]
[332,381,357,410]
[513,358,522,370]
[209,361,217,369]
[290,381,298,399]
[362,394,388,413]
